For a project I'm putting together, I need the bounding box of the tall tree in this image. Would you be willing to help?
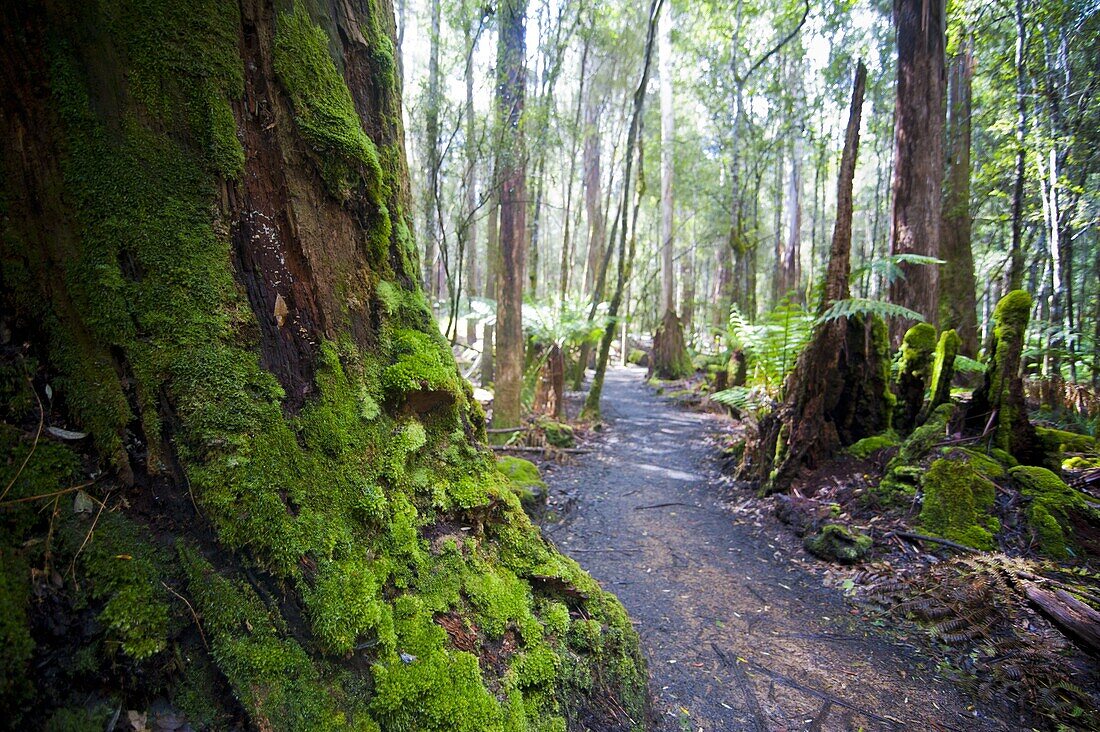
[492,0,529,429]
[462,2,480,345]
[650,2,692,379]
[422,0,444,302]
[939,39,979,355]
[887,0,947,343]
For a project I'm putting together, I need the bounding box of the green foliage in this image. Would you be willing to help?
[727,297,814,401]
[849,254,945,287]
[497,456,548,508]
[919,456,999,550]
[928,329,961,411]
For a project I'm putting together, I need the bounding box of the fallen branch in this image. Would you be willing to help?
[886,530,980,554]
[1023,583,1100,655]
[711,643,767,732]
[486,426,524,434]
[490,445,590,454]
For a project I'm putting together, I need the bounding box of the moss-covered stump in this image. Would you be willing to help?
[1010,466,1090,559]
[966,291,1039,463]
[918,456,1000,550]
[803,524,872,564]
[894,323,936,433]
[649,309,693,381]
[0,1,649,729]
[846,432,899,460]
[923,329,960,419]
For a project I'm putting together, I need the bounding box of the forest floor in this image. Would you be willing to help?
[540,366,1016,732]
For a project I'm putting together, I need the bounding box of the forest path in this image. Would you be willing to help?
[544,366,1009,732]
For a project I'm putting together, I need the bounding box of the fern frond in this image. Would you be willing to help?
[816,298,926,325]
[954,355,985,373]
[850,254,945,286]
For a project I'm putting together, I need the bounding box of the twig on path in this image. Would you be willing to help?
[490,445,591,454]
[486,426,524,434]
[564,547,642,554]
[886,530,980,554]
[632,502,696,510]
[711,643,767,732]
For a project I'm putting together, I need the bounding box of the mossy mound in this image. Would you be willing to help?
[1035,426,1097,456]
[1010,466,1089,559]
[497,456,549,511]
[803,524,872,564]
[846,432,899,460]
[894,323,937,432]
[874,404,955,502]
[919,456,1000,550]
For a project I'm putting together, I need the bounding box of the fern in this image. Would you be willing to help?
[728,298,814,400]
[954,355,985,373]
[850,253,945,286]
[710,385,775,416]
[817,298,926,325]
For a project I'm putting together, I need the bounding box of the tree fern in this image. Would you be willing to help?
[850,253,945,287]
[728,297,814,400]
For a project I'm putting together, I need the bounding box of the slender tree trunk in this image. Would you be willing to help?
[939,41,979,355]
[559,37,590,303]
[778,135,803,302]
[582,87,605,296]
[481,193,499,386]
[1007,0,1028,291]
[422,0,442,303]
[887,0,947,343]
[464,10,480,346]
[582,0,663,420]
[492,0,528,429]
[658,6,675,317]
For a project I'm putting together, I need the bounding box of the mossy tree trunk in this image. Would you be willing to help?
[0,2,648,729]
[741,63,893,492]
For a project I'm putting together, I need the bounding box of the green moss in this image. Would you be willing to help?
[874,404,955,502]
[1036,426,1096,455]
[846,432,899,459]
[0,549,33,708]
[274,2,385,202]
[949,448,1007,480]
[919,456,998,550]
[977,290,1033,455]
[44,706,114,732]
[1009,466,1088,558]
[497,456,548,509]
[303,557,394,656]
[1064,456,1100,470]
[927,329,960,412]
[803,524,872,563]
[383,328,463,401]
[894,323,937,431]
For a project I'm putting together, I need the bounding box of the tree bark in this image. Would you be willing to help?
[463,8,480,345]
[939,41,979,356]
[422,0,443,302]
[1006,0,1028,292]
[887,0,946,343]
[658,6,676,317]
[492,0,529,429]
[0,0,648,726]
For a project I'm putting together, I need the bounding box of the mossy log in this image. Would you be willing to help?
[894,323,936,433]
[0,2,648,730]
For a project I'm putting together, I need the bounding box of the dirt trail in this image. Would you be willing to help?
[545,367,1011,732]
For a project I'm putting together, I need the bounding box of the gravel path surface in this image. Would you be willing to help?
[543,366,1011,732]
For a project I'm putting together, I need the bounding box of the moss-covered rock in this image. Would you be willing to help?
[803,524,872,563]
[846,432,899,460]
[919,456,999,550]
[1009,466,1088,558]
[894,323,937,433]
[1035,426,1096,455]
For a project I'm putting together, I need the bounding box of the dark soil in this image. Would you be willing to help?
[542,366,1015,732]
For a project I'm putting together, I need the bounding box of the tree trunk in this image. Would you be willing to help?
[0,0,648,727]
[481,193,499,386]
[939,41,979,356]
[582,84,605,297]
[582,0,662,421]
[492,0,528,429]
[464,10,480,345]
[423,0,443,303]
[887,0,946,343]
[777,135,803,302]
[559,36,590,303]
[1007,0,1028,291]
[742,64,887,492]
